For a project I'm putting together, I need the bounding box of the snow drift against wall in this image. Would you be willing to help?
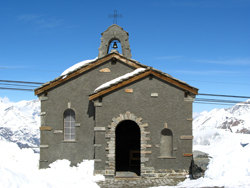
[0,139,104,188]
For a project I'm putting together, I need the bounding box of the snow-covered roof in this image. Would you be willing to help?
[93,66,197,95]
[35,52,146,93]
[61,58,98,77]
[89,67,199,101]
[35,52,198,96]
[94,68,146,92]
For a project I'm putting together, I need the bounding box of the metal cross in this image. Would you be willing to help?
[108,10,122,24]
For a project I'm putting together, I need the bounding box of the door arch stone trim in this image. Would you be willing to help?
[105,111,152,177]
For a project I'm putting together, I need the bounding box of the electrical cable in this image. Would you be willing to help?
[0,87,34,91]
[1,67,249,86]
[0,80,249,106]
[0,80,43,85]
[194,102,243,106]
[198,93,250,99]
[195,98,245,104]
[0,83,38,88]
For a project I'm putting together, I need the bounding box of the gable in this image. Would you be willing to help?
[34,52,145,96]
[89,68,198,101]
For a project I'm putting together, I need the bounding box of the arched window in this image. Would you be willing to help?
[160,128,173,157]
[64,109,75,141]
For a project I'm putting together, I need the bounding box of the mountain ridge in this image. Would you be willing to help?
[193,99,250,134]
[0,99,40,150]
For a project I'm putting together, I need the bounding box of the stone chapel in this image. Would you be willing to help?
[35,24,198,179]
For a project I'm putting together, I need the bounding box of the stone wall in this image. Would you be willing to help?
[38,59,136,168]
[93,75,194,178]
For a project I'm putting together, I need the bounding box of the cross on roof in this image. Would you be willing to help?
[108,10,122,24]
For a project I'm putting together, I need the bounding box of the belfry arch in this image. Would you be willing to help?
[98,24,132,59]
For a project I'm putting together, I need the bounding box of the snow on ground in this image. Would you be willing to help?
[153,129,250,188]
[2,130,249,188]
[0,138,104,188]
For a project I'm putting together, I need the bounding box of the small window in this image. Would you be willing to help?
[64,109,75,141]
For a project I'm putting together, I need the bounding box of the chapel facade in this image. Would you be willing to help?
[35,24,198,179]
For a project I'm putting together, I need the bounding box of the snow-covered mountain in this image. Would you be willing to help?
[0,99,40,150]
[193,99,250,134]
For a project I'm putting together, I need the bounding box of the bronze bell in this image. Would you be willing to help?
[112,42,118,49]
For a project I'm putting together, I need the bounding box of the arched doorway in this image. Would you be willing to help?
[115,120,140,176]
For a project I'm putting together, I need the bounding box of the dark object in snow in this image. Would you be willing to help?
[190,150,211,179]
[189,157,204,179]
[240,142,249,147]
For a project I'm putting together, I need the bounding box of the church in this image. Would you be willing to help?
[35,24,198,179]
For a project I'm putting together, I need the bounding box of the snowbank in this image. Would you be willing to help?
[154,130,250,188]
[2,130,250,188]
[0,139,104,188]
[185,130,250,187]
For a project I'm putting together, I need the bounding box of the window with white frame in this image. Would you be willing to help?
[64,109,75,141]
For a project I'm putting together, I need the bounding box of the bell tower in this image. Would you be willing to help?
[98,24,132,59]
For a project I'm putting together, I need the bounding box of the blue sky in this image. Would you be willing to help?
[0,0,249,113]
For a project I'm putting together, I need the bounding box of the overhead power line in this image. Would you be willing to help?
[194,102,242,106]
[0,87,34,91]
[198,93,250,99]
[0,80,42,91]
[0,80,43,85]
[195,98,246,104]
[0,83,38,88]
[0,80,249,106]
[1,67,249,86]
